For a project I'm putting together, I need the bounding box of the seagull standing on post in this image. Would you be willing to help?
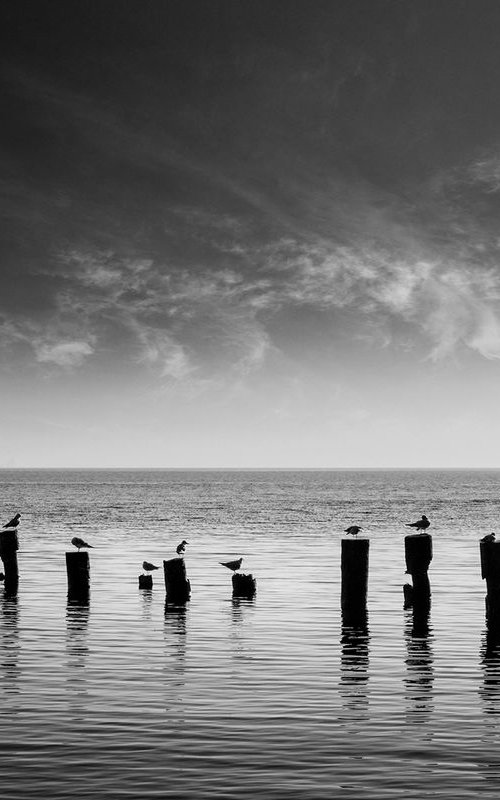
[220,558,243,572]
[142,561,159,573]
[3,513,20,529]
[405,515,430,533]
[344,525,362,537]
[482,533,496,543]
[71,537,93,551]
[176,540,188,555]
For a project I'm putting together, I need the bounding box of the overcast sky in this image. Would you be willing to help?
[2,0,500,467]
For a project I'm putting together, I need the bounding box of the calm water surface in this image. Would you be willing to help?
[0,469,500,798]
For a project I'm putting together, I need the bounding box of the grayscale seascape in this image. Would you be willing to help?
[1,468,499,799]
[3,4,500,795]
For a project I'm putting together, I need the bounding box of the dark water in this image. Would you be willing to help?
[0,469,500,798]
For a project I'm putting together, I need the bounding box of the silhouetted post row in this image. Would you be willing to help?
[164,557,191,605]
[403,533,432,612]
[480,538,500,629]
[0,529,19,597]
[341,537,369,627]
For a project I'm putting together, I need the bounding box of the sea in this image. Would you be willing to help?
[0,468,499,799]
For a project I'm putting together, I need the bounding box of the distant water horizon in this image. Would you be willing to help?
[2,465,500,471]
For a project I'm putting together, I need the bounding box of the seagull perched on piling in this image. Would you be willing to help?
[344,525,362,537]
[482,533,496,543]
[3,513,20,529]
[71,537,93,551]
[176,540,188,555]
[406,515,430,533]
[142,561,159,572]
[220,557,243,572]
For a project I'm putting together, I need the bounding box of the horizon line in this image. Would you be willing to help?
[0,466,500,471]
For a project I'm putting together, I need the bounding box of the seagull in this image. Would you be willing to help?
[142,561,159,572]
[3,513,20,529]
[406,515,430,533]
[482,533,496,543]
[176,540,188,555]
[71,537,93,551]
[220,558,243,572]
[344,525,362,537]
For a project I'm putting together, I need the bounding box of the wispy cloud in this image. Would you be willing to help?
[4,215,500,383]
[34,339,94,368]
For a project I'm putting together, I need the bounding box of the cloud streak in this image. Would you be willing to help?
[34,339,94,368]
[3,190,500,386]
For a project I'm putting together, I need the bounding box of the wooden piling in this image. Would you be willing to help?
[404,534,432,611]
[0,530,19,597]
[66,551,90,601]
[163,557,191,604]
[341,538,369,626]
[480,539,500,628]
[138,574,153,590]
[232,573,256,598]
[403,583,414,609]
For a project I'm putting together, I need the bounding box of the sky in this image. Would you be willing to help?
[2,0,500,468]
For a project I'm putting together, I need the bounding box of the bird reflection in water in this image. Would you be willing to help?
[479,628,500,717]
[0,595,20,694]
[65,598,90,717]
[404,608,434,723]
[339,611,370,722]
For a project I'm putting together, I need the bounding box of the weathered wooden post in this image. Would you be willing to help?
[140,562,159,589]
[341,538,369,627]
[139,574,153,589]
[66,551,90,601]
[232,573,256,598]
[164,557,191,605]
[0,530,19,597]
[403,533,432,611]
[480,538,500,629]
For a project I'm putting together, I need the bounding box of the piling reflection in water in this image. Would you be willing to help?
[404,609,434,723]
[164,603,187,676]
[339,611,370,722]
[0,595,20,694]
[65,599,90,717]
[479,628,500,717]
[230,596,255,662]
[140,587,153,621]
[164,605,187,726]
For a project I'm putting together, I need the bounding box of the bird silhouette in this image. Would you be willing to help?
[220,557,243,572]
[406,515,430,532]
[3,513,20,529]
[176,540,188,555]
[482,533,496,543]
[142,561,159,572]
[71,537,93,551]
[344,525,362,537]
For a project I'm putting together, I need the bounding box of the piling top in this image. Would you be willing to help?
[480,540,500,580]
[0,529,19,557]
[404,533,432,573]
[341,537,370,552]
